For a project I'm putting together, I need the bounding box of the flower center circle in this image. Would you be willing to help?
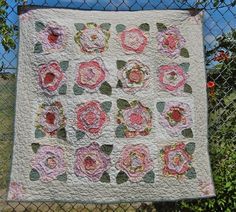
[171,109,182,122]
[45,112,56,125]
[45,156,57,169]
[129,113,143,125]
[44,72,55,85]
[90,34,98,41]
[84,156,97,170]
[163,34,178,50]
[85,68,96,81]
[48,33,59,44]
[84,111,97,125]
[129,69,143,83]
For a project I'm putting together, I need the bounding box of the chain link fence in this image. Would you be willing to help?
[0,0,235,211]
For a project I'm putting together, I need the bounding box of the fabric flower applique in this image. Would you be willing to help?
[74,22,111,53]
[30,145,67,182]
[198,179,215,197]
[156,23,189,58]
[8,182,25,200]
[37,60,68,96]
[34,21,69,53]
[116,59,150,94]
[160,142,196,179]
[156,101,193,137]
[74,142,112,182]
[158,63,192,95]
[75,100,111,140]
[35,101,66,140]
[73,57,112,96]
[116,144,154,184]
[116,23,149,54]
[116,99,152,138]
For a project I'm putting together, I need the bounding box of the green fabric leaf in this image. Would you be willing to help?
[73,84,84,95]
[143,170,155,183]
[100,144,113,155]
[156,23,167,32]
[116,171,129,184]
[74,23,85,31]
[100,23,111,31]
[117,99,130,110]
[185,167,197,179]
[116,60,127,69]
[35,128,45,138]
[182,128,193,138]
[58,85,67,95]
[139,23,150,31]
[100,171,110,183]
[115,124,126,138]
[116,79,123,88]
[101,101,112,113]
[76,130,85,140]
[56,173,67,182]
[99,81,112,96]
[116,24,126,33]
[57,128,66,140]
[35,21,45,32]
[185,142,196,155]
[184,84,192,94]
[180,48,190,58]
[156,102,165,113]
[59,61,69,72]
[30,169,40,181]
[179,62,190,72]
[31,143,40,153]
[34,42,43,53]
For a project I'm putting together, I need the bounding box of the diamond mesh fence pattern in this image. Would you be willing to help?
[0,0,235,211]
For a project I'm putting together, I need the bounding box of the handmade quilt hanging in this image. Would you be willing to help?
[8,7,215,202]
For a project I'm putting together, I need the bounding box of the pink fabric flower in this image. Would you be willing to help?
[159,101,192,136]
[116,144,153,182]
[119,27,148,54]
[118,60,150,93]
[75,58,107,92]
[117,101,152,138]
[74,142,111,182]
[76,101,108,138]
[157,26,186,58]
[198,179,215,196]
[38,61,66,95]
[161,142,192,177]
[158,64,188,95]
[8,182,24,200]
[31,145,66,182]
[39,22,68,52]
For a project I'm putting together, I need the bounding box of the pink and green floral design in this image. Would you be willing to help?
[35,101,66,140]
[8,182,25,200]
[74,22,110,53]
[75,101,110,140]
[158,63,191,95]
[157,101,193,137]
[37,60,67,95]
[116,100,152,138]
[116,24,149,54]
[160,142,196,179]
[74,142,112,182]
[117,60,150,94]
[30,145,67,182]
[34,21,68,53]
[198,179,215,196]
[116,144,154,183]
[156,24,189,58]
[74,57,111,96]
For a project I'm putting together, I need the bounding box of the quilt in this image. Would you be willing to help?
[8,7,215,202]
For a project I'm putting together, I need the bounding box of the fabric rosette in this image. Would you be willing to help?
[73,57,111,96]
[157,101,193,137]
[75,101,111,140]
[37,60,67,95]
[34,21,68,53]
[30,145,67,182]
[116,99,152,138]
[117,60,150,94]
[116,144,154,183]
[74,22,110,53]
[8,182,25,200]
[160,142,196,179]
[35,101,66,140]
[116,23,149,54]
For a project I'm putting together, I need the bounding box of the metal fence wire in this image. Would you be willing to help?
[0,0,235,211]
